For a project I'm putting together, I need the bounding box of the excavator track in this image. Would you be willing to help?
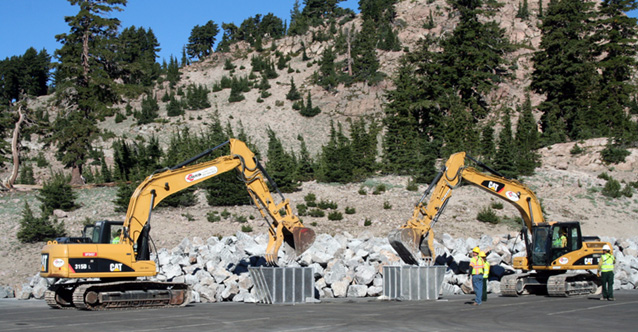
[500,273,534,296]
[547,273,599,297]
[45,283,79,309]
[46,280,191,310]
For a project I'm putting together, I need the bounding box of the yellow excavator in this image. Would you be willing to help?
[40,138,315,310]
[388,152,610,297]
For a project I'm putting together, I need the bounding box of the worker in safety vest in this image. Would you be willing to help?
[598,244,615,301]
[480,251,490,302]
[469,246,484,305]
[112,229,122,244]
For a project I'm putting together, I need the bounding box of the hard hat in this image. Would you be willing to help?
[479,251,486,258]
[602,244,611,251]
[472,247,480,253]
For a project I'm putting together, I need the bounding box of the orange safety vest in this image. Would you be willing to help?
[470,257,485,275]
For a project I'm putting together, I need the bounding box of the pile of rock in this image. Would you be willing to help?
[11,233,638,301]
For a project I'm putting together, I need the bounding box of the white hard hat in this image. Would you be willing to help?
[602,244,611,251]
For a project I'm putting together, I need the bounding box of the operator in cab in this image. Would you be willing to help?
[112,229,122,244]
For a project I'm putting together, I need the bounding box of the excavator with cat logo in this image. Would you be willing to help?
[388,152,610,296]
[40,138,315,310]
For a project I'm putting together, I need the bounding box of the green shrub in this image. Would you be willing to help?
[17,201,66,243]
[182,213,195,221]
[318,199,338,210]
[308,209,325,217]
[18,163,36,185]
[600,143,630,164]
[602,179,622,198]
[383,201,392,209]
[621,184,633,198]
[598,172,611,181]
[241,225,253,232]
[477,207,500,224]
[345,206,356,214]
[406,180,418,191]
[311,221,318,226]
[304,193,317,207]
[491,202,504,210]
[570,143,584,155]
[221,209,231,219]
[328,211,343,220]
[207,211,221,223]
[373,184,387,195]
[364,218,372,226]
[358,187,367,195]
[35,152,49,167]
[296,204,308,216]
[235,215,248,223]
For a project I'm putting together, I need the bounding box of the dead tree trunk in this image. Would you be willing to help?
[3,104,25,190]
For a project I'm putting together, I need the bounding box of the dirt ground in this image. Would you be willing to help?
[1,138,637,292]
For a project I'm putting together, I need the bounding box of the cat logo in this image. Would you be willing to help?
[481,180,505,193]
[110,263,123,272]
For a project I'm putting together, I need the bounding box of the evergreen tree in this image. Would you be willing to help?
[317,46,337,91]
[352,20,381,84]
[516,0,530,19]
[531,0,598,144]
[296,135,315,181]
[300,91,321,117]
[186,20,219,60]
[317,121,354,183]
[514,95,540,175]
[135,94,159,125]
[117,26,160,87]
[288,0,309,36]
[17,201,66,243]
[592,0,638,145]
[0,48,51,105]
[286,78,302,101]
[479,122,496,164]
[493,110,517,178]
[37,172,78,216]
[265,128,300,193]
[349,118,380,180]
[167,55,181,88]
[52,0,127,185]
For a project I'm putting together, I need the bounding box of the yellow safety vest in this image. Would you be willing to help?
[601,253,615,272]
[470,257,484,275]
[483,260,490,278]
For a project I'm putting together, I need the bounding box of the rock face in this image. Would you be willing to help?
[15,232,638,302]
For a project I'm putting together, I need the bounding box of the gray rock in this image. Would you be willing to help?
[331,280,349,297]
[367,286,383,297]
[17,284,32,300]
[347,284,368,297]
[354,265,377,286]
[162,263,183,280]
[0,286,14,298]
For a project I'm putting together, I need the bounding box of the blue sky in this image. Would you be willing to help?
[0,0,359,62]
[0,1,636,62]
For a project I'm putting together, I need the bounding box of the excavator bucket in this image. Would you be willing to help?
[290,227,316,256]
[388,228,422,265]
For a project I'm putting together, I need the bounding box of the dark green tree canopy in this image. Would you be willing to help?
[187,20,220,60]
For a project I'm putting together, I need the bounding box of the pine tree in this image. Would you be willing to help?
[186,20,220,60]
[286,78,302,101]
[493,110,517,178]
[317,121,354,183]
[265,129,300,193]
[349,118,379,180]
[479,122,496,164]
[318,46,337,91]
[531,0,598,144]
[37,172,78,216]
[167,55,181,88]
[514,94,540,175]
[52,0,127,185]
[17,201,66,243]
[296,135,315,181]
[592,0,638,145]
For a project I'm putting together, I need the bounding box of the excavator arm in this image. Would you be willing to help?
[389,152,544,265]
[122,138,315,265]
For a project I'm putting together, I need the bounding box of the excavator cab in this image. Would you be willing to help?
[530,222,583,266]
